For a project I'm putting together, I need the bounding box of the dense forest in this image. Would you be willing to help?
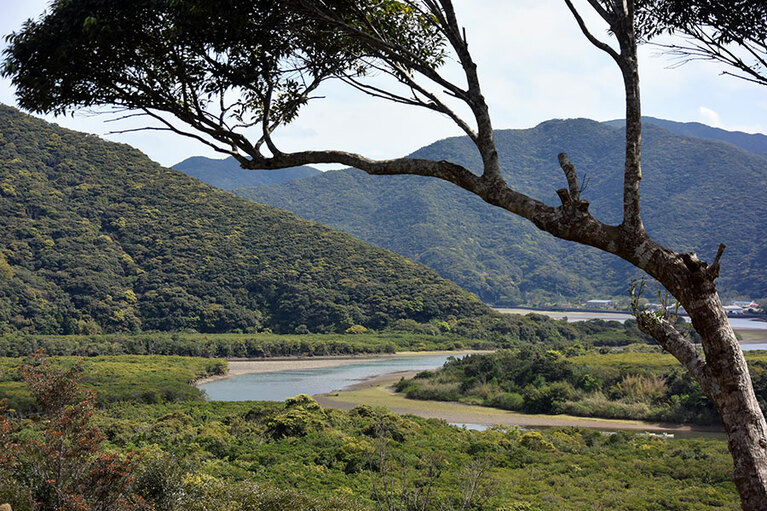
[0,105,489,335]
[0,315,653,360]
[238,120,767,305]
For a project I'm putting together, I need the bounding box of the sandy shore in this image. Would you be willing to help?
[315,373,724,435]
[194,350,490,385]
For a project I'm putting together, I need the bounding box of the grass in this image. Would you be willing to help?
[0,355,227,411]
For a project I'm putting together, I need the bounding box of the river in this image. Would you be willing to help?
[200,309,767,402]
[495,307,767,329]
[198,353,458,401]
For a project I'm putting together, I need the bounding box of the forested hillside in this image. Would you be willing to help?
[606,117,767,157]
[238,119,767,304]
[173,155,320,190]
[0,105,489,335]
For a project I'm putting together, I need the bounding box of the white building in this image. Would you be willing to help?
[585,299,615,309]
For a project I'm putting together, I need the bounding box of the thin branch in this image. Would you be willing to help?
[563,0,623,67]
[558,152,580,203]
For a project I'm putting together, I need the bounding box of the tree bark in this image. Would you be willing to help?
[636,249,767,509]
[685,292,767,509]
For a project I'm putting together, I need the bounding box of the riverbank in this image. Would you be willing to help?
[194,350,491,385]
[315,372,725,436]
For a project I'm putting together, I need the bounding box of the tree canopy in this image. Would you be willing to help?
[637,0,767,86]
[3,0,445,157]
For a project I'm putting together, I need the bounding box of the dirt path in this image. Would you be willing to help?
[315,373,724,435]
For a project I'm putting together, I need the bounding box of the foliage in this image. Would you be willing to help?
[0,316,651,360]
[0,352,743,509]
[0,105,489,335]
[0,355,225,412]
[396,348,767,425]
[1,0,444,148]
[239,120,767,304]
[637,0,767,86]
[1,353,151,510]
[92,399,739,510]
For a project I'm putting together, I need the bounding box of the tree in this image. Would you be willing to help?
[2,352,152,511]
[2,0,765,507]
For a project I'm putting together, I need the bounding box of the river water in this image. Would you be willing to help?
[201,310,767,402]
[199,353,457,401]
[495,307,767,329]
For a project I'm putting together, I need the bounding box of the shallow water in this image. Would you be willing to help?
[199,353,460,401]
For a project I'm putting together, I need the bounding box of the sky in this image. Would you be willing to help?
[0,0,765,168]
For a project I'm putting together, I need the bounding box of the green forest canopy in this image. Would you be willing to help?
[0,105,489,335]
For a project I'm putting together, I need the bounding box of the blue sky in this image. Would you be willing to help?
[1,0,765,168]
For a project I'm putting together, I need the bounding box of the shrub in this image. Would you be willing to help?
[519,431,556,451]
[523,382,578,414]
[2,352,151,511]
[612,374,668,404]
[490,392,524,411]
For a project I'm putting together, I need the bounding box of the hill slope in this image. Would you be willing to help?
[0,105,488,335]
[605,117,767,157]
[237,119,767,304]
[173,156,320,190]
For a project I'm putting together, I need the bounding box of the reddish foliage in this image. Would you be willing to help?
[3,351,154,511]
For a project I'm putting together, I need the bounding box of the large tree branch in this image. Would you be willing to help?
[435,0,501,181]
[297,0,502,182]
[563,0,623,67]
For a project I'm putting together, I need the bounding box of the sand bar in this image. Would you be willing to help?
[738,329,767,345]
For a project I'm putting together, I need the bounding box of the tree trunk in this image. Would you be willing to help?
[685,291,767,510]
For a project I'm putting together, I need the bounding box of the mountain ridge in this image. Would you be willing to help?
[173,155,321,190]
[604,116,767,157]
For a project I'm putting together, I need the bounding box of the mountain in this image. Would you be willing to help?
[605,117,767,158]
[0,105,489,335]
[173,155,320,190]
[236,119,767,304]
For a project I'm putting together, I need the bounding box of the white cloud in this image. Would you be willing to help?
[698,106,722,127]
